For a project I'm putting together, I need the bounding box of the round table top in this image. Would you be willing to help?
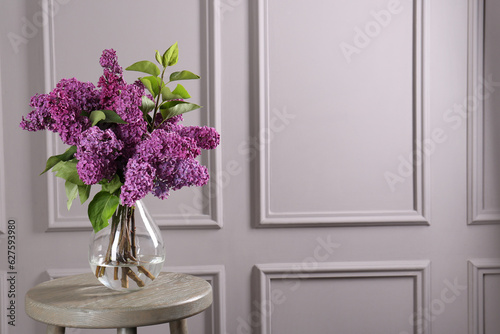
[25,272,213,329]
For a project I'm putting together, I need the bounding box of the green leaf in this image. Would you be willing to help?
[161,86,180,101]
[172,84,191,99]
[78,184,91,204]
[162,84,191,101]
[89,110,127,126]
[125,60,160,76]
[65,180,79,211]
[140,78,155,97]
[169,70,200,82]
[101,110,127,124]
[88,191,120,233]
[140,76,161,98]
[139,96,155,115]
[162,42,179,67]
[52,159,85,186]
[160,101,202,120]
[41,145,77,175]
[155,50,164,67]
[89,110,106,126]
[100,175,123,195]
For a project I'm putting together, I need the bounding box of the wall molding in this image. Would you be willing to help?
[167,265,226,334]
[0,53,6,234]
[255,0,431,227]
[467,0,500,225]
[468,259,500,334]
[0,271,9,334]
[46,264,226,334]
[42,0,223,231]
[255,260,431,334]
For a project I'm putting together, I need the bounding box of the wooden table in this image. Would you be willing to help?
[25,272,213,334]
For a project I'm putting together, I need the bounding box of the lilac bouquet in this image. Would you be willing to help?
[20,44,219,288]
[21,43,219,231]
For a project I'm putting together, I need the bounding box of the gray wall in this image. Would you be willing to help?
[1,0,500,333]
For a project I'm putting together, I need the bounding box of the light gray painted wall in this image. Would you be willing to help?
[1,0,500,333]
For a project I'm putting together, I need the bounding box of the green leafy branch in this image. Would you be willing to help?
[125,42,202,131]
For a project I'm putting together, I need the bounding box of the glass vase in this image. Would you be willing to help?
[88,200,165,291]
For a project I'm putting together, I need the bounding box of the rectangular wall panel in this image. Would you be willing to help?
[255,0,430,227]
[468,259,500,334]
[255,261,431,334]
[42,0,222,230]
[468,0,500,224]
[0,54,6,234]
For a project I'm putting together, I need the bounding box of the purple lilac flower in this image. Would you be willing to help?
[121,129,204,205]
[153,114,184,131]
[20,94,53,131]
[98,52,147,160]
[152,179,170,200]
[20,78,100,146]
[114,123,147,160]
[151,158,209,201]
[168,114,184,125]
[75,127,124,185]
[177,125,220,150]
[110,82,144,122]
[99,49,122,74]
[120,160,156,206]
[135,129,200,164]
[98,49,126,109]
[157,158,209,190]
[108,82,148,159]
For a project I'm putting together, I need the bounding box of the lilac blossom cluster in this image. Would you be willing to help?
[20,49,220,207]
[21,78,100,145]
[120,129,210,206]
[74,127,123,185]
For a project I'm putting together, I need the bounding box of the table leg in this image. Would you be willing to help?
[46,325,65,334]
[169,319,188,334]
[117,328,137,334]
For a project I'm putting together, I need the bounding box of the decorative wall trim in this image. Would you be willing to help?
[468,259,500,334]
[0,54,6,234]
[255,260,431,334]
[255,0,430,227]
[0,271,8,334]
[42,0,223,231]
[42,0,56,92]
[467,0,500,225]
[168,265,226,334]
[46,264,226,334]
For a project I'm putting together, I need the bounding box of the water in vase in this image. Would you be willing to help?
[90,255,165,291]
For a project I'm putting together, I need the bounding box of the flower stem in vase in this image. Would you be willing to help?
[95,206,122,278]
[94,204,156,289]
[138,265,156,280]
[126,268,145,287]
[121,267,129,288]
